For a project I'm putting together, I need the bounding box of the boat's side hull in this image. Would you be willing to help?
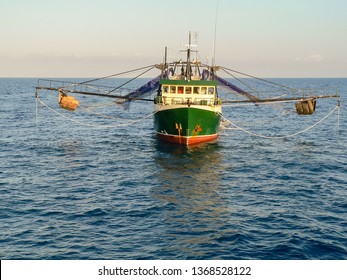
[154,106,221,145]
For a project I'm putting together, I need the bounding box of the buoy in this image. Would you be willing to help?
[58,91,79,111]
[295,98,316,115]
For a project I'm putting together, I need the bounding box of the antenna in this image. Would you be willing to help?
[193,31,199,63]
[212,0,219,66]
[194,31,199,45]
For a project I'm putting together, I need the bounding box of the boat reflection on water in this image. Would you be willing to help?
[151,140,236,258]
[153,139,224,190]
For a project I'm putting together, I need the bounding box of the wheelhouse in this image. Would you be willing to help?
[156,79,221,106]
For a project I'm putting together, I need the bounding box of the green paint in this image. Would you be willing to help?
[154,107,221,137]
[159,79,218,86]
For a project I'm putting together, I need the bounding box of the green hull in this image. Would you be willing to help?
[154,107,221,143]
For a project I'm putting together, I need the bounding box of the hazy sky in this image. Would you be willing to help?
[1,0,346,77]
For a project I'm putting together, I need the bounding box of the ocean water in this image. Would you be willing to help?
[0,78,346,260]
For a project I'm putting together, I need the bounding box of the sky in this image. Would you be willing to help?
[1,0,346,78]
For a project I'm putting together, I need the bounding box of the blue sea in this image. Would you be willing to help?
[0,78,346,260]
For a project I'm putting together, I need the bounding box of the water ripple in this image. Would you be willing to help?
[0,78,346,259]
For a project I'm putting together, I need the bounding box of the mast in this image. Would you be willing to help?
[179,32,198,80]
[161,46,167,79]
[186,32,192,80]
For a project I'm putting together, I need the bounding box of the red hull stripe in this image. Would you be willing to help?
[156,132,218,145]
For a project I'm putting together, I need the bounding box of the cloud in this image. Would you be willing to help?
[295,53,323,62]
[307,53,323,62]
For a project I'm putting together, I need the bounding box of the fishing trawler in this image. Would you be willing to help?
[153,34,222,145]
[35,33,340,146]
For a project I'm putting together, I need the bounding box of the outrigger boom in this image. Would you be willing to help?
[36,79,339,106]
[35,79,154,102]
[223,94,340,105]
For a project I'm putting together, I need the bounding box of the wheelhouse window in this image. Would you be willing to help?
[163,86,169,93]
[161,84,216,96]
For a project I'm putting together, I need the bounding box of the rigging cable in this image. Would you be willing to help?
[212,0,219,66]
[35,89,39,127]
[36,96,157,129]
[106,65,156,95]
[52,65,157,94]
[220,105,339,139]
[76,64,156,85]
[221,66,299,92]
[221,67,264,99]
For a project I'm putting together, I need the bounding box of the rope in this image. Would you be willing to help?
[37,96,157,129]
[35,90,39,127]
[222,99,297,107]
[80,106,127,120]
[76,65,156,85]
[106,65,156,95]
[229,109,295,126]
[222,98,298,126]
[50,65,156,96]
[220,66,299,92]
[220,105,339,139]
[80,101,116,110]
[221,67,263,98]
